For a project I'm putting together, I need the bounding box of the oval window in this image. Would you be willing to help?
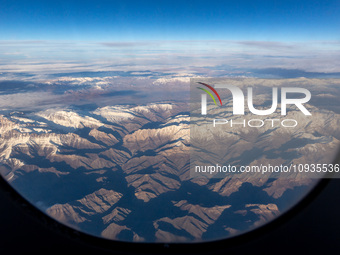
[0,0,339,248]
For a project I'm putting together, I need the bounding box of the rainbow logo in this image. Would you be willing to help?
[196,82,223,106]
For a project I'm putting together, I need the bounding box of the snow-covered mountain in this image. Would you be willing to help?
[0,99,338,242]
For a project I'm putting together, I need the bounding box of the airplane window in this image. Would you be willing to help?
[0,0,339,251]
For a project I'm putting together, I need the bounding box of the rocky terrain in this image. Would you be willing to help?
[0,95,338,242]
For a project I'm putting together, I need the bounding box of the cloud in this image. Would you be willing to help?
[236,41,297,50]
[250,68,340,78]
[1,40,340,76]
[99,41,158,48]
[0,40,46,45]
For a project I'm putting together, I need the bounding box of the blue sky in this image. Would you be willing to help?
[1,1,340,75]
[1,0,340,41]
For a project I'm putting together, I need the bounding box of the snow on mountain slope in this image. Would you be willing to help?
[0,99,337,243]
